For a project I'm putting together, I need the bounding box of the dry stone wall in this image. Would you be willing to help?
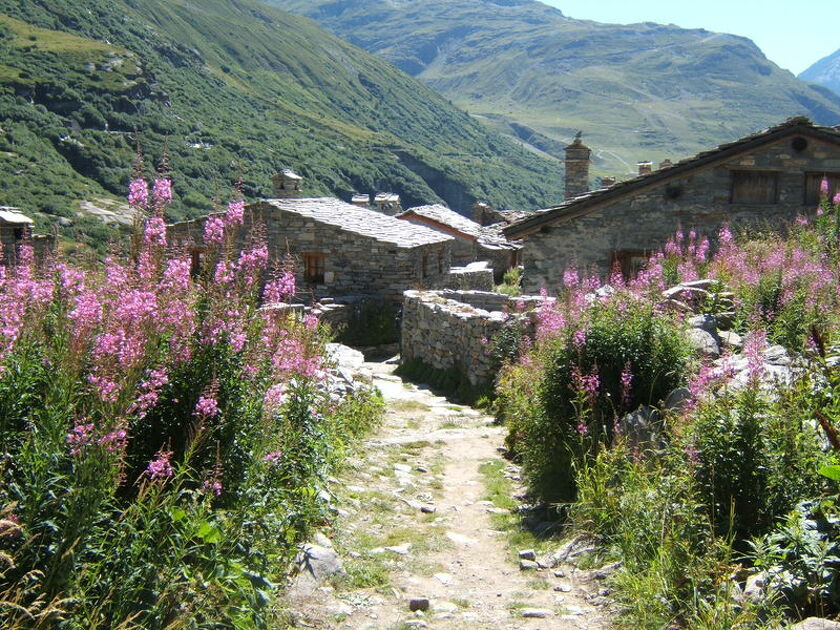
[401,290,543,389]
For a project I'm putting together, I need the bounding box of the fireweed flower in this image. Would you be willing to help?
[744,329,767,385]
[620,362,633,405]
[834,192,840,206]
[194,395,219,418]
[263,451,283,463]
[152,178,173,208]
[143,217,167,247]
[226,199,245,226]
[67,423,95,456]
[821,177,830,197]
[146,449,173,479]
[128,178,149,208]
[204,216,225,246]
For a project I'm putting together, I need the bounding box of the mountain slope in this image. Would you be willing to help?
[0,0,566,250]
[269,0,840,176]
[800,48,840,97]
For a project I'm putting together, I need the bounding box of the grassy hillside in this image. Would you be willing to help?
[270,0,840,177]
[0,0,566,251]
[800,48,840,97]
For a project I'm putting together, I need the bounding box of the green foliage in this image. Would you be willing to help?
[0,0,567,254]
[690,385,826,542]
[500,297,691,503]
[493,266,522,297]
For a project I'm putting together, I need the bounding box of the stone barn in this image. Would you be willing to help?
[0,207,54,263]
[168,197,454,302]
[504,117,840,292]
[397,204,521,282]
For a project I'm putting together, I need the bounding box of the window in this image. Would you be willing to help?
[303,253,326,284]
[437,249,444,274]
[730,170,778,205]
[611,250,649,279]
[190,248,204,278]
[804,172,840,205]
[421,252,429,279]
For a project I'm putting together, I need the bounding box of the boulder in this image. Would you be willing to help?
[788,619,840,630]
[618,406,665,450]
[686,328,721,358]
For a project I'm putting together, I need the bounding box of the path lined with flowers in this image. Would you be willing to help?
[286,362,613,630]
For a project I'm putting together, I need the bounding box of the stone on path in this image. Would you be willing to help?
[521,608,551,618]
[518,549,536,560]
[519,559,539,571]
[789,620,840,630]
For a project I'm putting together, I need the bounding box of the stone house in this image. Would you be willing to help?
[504,117,840,292]
[167,196,453,302]
[0,207,54,263]
[397,204,521,282]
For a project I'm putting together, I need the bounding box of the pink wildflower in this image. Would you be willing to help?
[620,362,633,406]
[194,395,219,418]
[226,199,245,226]
[98,427,128,454]
[204,216,225,246]
[304,313,318,330]
[820,177,830,197]
[264,272,296,303]
[143,217,167,247]
[152,178,173,208]
[576,422,589,436]
[67,422,95,456]
[264,383,287,410]
[146,449,174,479]
[128,178,148,208]
[834,192,840,206]
[263,451,283,463]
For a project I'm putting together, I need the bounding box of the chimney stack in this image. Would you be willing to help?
[564,132,591,200]
[600,176,616,189]
[659,159,673,170]
[637,161,653,176]
[273,169,303,199]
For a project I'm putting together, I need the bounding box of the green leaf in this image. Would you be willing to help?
[196,520,222,544]
[819,465,840,481]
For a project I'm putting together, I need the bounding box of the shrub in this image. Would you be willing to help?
[499,289,692,504]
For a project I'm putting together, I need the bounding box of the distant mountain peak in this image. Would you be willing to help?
[800,48,840,97]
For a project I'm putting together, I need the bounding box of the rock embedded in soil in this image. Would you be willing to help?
[789,619,840,630]
[518,549,537,561]
[519,559,540,570]
[521,608,550,618]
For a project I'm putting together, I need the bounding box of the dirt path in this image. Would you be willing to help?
[286,362,613,630]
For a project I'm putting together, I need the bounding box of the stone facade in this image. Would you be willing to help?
[506,118,840,292]
[168,197,453,302]
[0,207,54,263]
[397,204,522,282]
[401,290,545,389]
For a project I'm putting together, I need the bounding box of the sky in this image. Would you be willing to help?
[541,0,839,75]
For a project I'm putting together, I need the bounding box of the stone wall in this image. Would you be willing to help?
[168,204,451,302]
[443,265,495,291]
[522,134,840,292]
[401,290,544,389]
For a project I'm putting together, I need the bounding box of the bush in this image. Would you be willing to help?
[500,293,691,503]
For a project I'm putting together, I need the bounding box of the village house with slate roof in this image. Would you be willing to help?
[0,207,54,263]
[396,204,522,282]
[504,117,840,292]
[167,195,454,302]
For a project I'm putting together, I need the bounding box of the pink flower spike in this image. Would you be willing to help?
[203,216,225,246]
[834,191,840,206]
[146,449,173,479]
[152,178,173,207]
[194,395,219,418]
[128,178,149,208]
[820,177,830,196]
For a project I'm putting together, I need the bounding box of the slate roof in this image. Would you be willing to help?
[260,197,452,248]
[0,207,33,224]
[399,204,520,250]
[505,116,840,239]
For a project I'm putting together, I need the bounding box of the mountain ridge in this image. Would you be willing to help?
[269,0,840,176]
[800,48,840,98]
[0,0,566,251]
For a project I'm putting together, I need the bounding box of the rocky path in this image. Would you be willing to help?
[286,362,613,630]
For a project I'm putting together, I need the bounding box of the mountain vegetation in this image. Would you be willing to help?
[800,48,840,98]
[270,0,840,177]
[0,0,566,252]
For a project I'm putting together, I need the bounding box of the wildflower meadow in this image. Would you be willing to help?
[0,169,382,628]
[496,183,840,628]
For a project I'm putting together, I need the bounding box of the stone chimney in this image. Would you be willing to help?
[659,159,673,170]
[564,132,591,200]
[637,161,653,176]
[272,169,303,198]
[600,176,616,189]
[351,193,370,208]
